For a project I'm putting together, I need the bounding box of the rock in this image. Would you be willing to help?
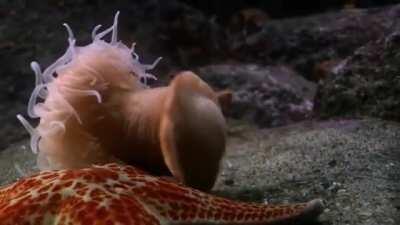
[312,59,343,82]
[231,4,400,79]
[132,3,400,81]
[159,4,400,81]
[180,0,398,18]
[2,118,399,225]
[197,64,316,127]
[315,28,400,122]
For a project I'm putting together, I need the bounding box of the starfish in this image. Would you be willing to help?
[0,163,323,225]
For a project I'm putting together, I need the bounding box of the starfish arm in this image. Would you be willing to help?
[0,164,323,225]
[131,174,323,225]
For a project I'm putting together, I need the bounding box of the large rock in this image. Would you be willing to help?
[180,0,398,18]
[197,64,316,127]
[315,28,400,121]
[230,5,400,79]
[2,118,399,225]
[156,4,400,81]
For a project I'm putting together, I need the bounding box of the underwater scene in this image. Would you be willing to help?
[0,1,399,224]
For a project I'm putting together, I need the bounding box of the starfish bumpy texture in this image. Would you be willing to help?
[0,163,323,225]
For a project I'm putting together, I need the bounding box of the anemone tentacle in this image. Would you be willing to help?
[111,11,120,44]
[16,114,40,154]
[30,61,42,86]
[27,83,48,118]
[130,42,138,58]
[91,24,102,40]
[51,85,82,124]
[60,86,102,103]
[94,12,119,42]
[62,23,75,42]
[41,43,74,83]
[18,11,162,169]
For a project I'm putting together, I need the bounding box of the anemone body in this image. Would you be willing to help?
[160,72,227,190]
[19,13,229,190]
[37,40,144,170]
[19,13,162,170]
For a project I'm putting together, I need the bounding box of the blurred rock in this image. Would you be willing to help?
[181,0,400,19]
[197,64,316,127]
[230,4,400,79]
[160,4,400,82]
[226,8,269,51]
[312,59,343,82]
[315,28,400,121]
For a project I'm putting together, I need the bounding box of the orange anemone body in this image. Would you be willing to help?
[18,13,229,190]
[38,40,146,170]
[18,13,165,171]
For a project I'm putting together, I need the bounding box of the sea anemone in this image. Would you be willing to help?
[17,12,161,170]
[17,12,230,191]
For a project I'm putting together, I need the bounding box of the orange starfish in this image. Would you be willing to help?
[0,163,323,225]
